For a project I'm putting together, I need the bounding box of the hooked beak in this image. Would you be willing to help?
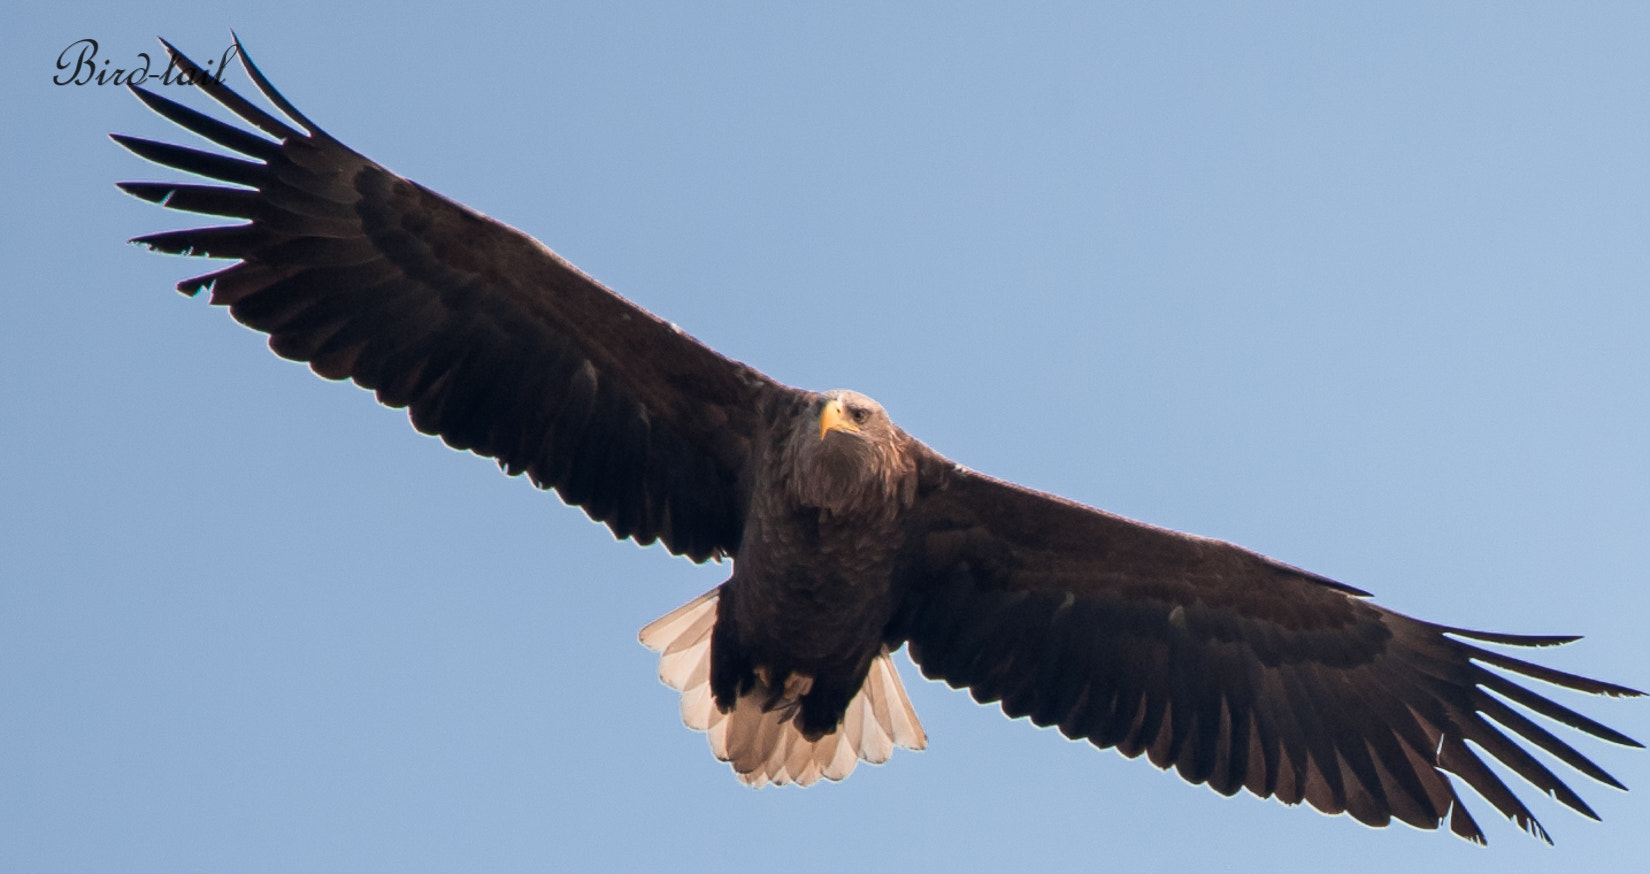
[819,397,859,440]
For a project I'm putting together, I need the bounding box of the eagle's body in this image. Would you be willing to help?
[716,391,917,740]
[116,39,1642,844]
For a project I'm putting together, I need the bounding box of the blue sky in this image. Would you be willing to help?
[5,3,1648,872]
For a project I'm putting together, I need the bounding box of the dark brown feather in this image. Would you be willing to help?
[890,452,1643,844]
[117,38,804,562]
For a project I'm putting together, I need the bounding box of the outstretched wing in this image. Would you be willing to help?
[116,40,794,561]
[892,451,1643,844]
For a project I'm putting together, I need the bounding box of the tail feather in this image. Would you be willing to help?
[639,588,927,786]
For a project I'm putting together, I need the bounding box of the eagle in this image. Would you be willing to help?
[116,39,1641,844]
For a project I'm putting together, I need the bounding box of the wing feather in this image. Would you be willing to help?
[118,39,800,560]
[893,451,1642,843]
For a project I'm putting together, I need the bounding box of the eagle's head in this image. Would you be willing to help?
[787,389,915,518]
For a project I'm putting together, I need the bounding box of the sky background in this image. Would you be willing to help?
[5,3,1649,872]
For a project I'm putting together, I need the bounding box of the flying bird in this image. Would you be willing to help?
[116,39,1642,844]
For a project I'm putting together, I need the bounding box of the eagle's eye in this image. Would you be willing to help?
[850,407,870,424]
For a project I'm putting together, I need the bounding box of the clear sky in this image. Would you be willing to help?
[5,3,1648,872]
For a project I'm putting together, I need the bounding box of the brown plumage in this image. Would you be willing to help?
[117,38,1642,844]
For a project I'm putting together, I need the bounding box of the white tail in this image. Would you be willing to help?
[639,589,927,787]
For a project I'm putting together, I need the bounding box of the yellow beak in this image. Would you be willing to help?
[819,398,858,440]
